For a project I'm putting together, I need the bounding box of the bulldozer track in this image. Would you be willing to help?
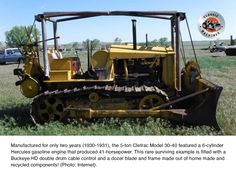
[31,85,169,124]
[33,85,169,102]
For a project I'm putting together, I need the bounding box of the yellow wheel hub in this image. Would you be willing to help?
[20,78,40,98]
[139,94,164,109]
[89,92,100,103]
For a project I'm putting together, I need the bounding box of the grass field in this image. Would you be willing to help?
[0,42,236,135]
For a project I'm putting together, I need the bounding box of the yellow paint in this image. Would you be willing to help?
[124,60,128,80]
[68,108,186,120]
[20,77,40,98]
[50,70,71,81]
[162,54,176,89]
[45,45,175,84]
[109,47,174,59]
[91,50,109,68]
[22,46,43,77]
[89,92,100,103]
[37,97,64,122]
[48,57,81,81]
[139,94,165,109]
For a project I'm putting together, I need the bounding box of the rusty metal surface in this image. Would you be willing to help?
[63,84,222,130]
[31,82,222,129]
[151,88,209,110]
[35,11,186,22]
[183,85,223,130]
[65,107,187,120]
[31,85,169,124]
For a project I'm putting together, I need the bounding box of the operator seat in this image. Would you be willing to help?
[91,50,112,80]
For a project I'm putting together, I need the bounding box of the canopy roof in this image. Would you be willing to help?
[35,11,186,22]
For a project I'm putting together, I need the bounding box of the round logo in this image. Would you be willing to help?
[198,11,225,38]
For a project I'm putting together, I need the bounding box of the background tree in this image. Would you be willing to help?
[91,39,100,50]
[0,41,6,50]
[143,37,169,47]
[82,38,100,50]
[149,39,159,46]
[5,25,40,48]
[158,37,169,47]
[114,37,122,44]
[72,42,79,49]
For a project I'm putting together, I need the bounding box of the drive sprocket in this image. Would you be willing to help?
[31,96,64,124]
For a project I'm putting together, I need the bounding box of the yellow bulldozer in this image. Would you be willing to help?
[14,11,222,129]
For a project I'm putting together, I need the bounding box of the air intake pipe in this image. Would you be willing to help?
[132,19,137,50]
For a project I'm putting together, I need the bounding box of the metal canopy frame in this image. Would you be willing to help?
[35,11,186,90]
[35,11,186,22]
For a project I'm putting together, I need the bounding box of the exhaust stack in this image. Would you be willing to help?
[146,33,148,47]
[87,40,90,70]
[132,19,137,50]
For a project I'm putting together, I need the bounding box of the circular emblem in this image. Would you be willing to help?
[198,11,225,38]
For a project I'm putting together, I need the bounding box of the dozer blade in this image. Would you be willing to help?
[183,83,223,130]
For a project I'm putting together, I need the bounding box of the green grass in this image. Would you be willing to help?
[0,118,222,135]
[0,46,236,135]
[198,56,236,69]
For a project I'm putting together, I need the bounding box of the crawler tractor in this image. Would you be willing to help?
[14,11,222,129]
